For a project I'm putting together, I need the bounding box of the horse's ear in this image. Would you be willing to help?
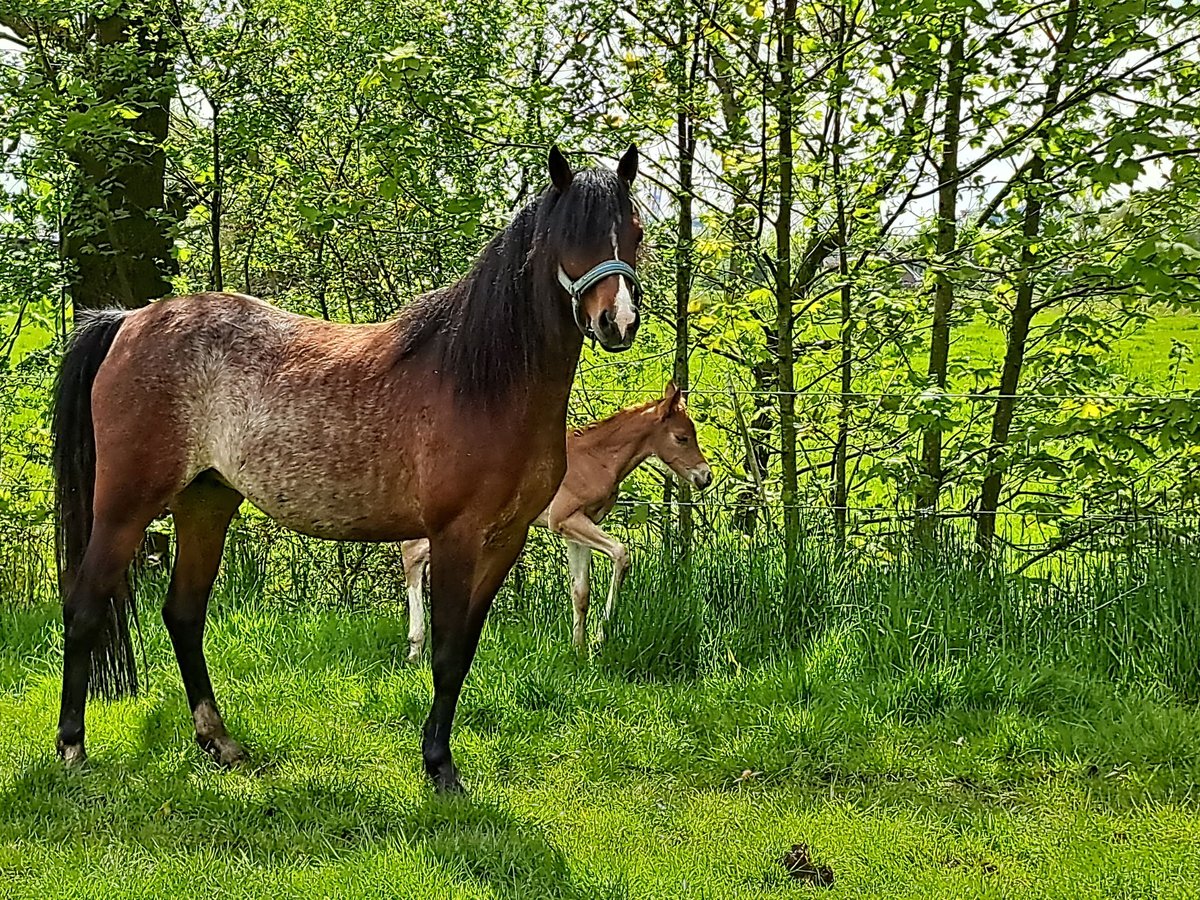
[549,146,574,193]
[618,144,639,185]
[660,380,683,419]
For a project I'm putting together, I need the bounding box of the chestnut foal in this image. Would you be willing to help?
[49,147,643,791]
[402,382,711,655]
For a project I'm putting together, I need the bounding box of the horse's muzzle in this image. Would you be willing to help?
[594,307,639,352]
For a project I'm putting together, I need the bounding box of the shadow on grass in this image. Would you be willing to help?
[0,748,626,900]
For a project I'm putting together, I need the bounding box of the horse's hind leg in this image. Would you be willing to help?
[163,478,245,766]
[566,541,592,650]
[553,514,629,647]
[401,539,431,662]
[58,517,155,764]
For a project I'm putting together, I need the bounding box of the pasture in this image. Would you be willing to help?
[2,528,1199,898]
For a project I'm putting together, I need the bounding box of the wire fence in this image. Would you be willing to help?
[3,364,1198,606]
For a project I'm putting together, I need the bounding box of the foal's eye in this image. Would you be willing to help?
[675,434,689,445]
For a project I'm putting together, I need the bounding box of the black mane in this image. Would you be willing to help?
[393,166,633,401]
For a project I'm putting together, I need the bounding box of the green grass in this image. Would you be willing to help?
[3,531,1200,898]
[955,310,1200,391]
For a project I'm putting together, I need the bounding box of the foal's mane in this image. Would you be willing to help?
[570,398,658,438]
[393,168,632,401]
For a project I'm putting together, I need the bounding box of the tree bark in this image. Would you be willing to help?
[60,4,178,310]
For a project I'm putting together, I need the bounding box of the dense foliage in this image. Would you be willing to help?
[2,0,1199,562]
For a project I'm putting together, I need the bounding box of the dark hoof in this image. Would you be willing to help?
[57,741,87,768]
[428,760,465,794]
[198,734,248,768]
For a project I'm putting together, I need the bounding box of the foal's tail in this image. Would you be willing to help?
[51,308,138,699]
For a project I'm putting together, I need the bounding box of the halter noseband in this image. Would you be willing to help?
[560,259,642,338]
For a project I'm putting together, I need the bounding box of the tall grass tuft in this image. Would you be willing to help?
[600,518,1200,696]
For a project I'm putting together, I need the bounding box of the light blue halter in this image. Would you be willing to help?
[560,259,642,338]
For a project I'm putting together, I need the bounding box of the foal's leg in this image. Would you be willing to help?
[401,539,431,662]
[57,517,155,765]
[566,541,592,650]
[423,528,526,792]
[163,479,245,766]
[553,514,629,646]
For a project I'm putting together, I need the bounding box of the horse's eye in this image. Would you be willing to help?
[675,434,689,445]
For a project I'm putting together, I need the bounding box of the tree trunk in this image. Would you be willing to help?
[975,0,1081,552]
[61,4,178,310]
[710,30,768,536]
[830,4,852,541]
[915,24,965,543]
[211,104,224,292]
[776,0,799,563]
[674,99,696,551]
[669,4,700,553]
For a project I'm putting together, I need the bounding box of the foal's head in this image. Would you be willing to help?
[646,382,713,490]
[541,146,643,352]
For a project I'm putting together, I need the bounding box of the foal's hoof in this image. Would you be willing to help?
[57,741,87,768]
[428,761,465,795]
[406,645,423,664]
[198,734,248,768]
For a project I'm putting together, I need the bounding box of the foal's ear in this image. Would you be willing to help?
[617,144,639,185]
[660,380,684,418]
[549,146,574,193]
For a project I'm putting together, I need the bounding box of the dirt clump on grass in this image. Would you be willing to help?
[779,843,834,887]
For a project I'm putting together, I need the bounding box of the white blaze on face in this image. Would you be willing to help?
[610,226,637,337]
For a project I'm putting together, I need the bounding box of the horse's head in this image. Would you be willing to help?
[647,381,712,490]
[543,145,643,352]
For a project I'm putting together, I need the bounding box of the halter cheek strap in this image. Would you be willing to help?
[558,260,642,338]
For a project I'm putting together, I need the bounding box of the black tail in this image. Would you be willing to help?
[51,308,139,699]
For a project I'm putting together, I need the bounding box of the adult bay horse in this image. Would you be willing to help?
[402,382,712,656]
[50,146,643,792]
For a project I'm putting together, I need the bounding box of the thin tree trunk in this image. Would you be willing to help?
[711,32,766,535]
[671,6,699,553]
[211,104,224,291]
[830,3,852,540]
[976,0,1081,553]
[776,0,799,563]
[674,103,695,550]
[915,24,965,543]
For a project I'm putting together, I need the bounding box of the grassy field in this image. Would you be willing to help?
[2,531,1200,899]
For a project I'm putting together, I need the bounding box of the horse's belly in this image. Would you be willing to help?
[243,490,420,542]
[213,451,421,542]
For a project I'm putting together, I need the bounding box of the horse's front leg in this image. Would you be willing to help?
[422,527,526,792]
